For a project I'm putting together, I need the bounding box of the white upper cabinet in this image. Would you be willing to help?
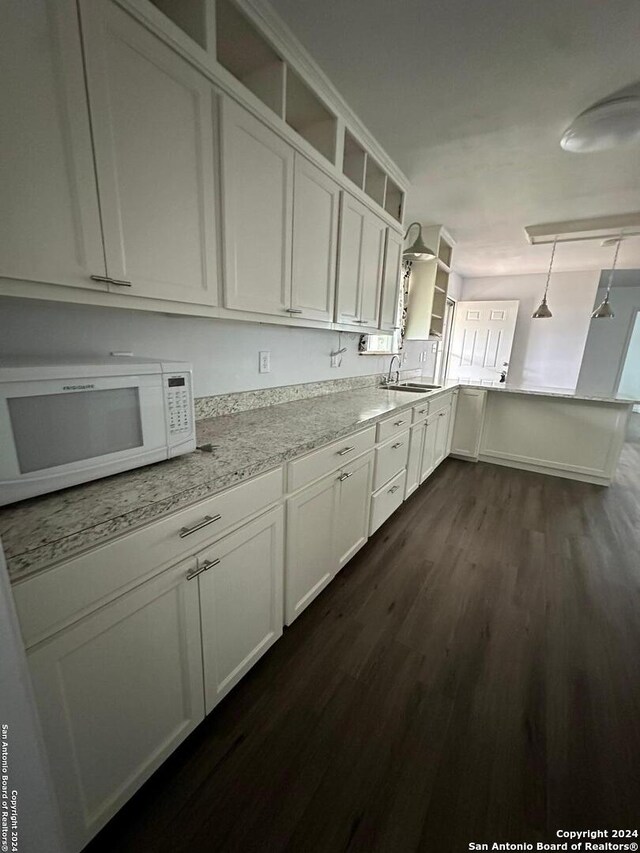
[360,214,386,327]
[79,0,219,304]
[0,0,105,290]
[379,229,403,331]
[220,96,294,316]
[291,155,340,323]
[335,192,385,329]
[335,193,364,325]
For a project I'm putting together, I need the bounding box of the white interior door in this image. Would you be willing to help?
[448,300,519,385]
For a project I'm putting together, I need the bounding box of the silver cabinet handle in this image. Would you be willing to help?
[338,471,354,481]
[337,446,355,456]
[388,485,400,494]
[89,274,132,287]
[439,412,446,417]
[285,308,303,313]
[90,274,132,287]
[179,514,221,538]
[417,409,427,414]
[391,442,404,449]
[354,319,368,324]
[186,557,220,581]
[394,420,406,426]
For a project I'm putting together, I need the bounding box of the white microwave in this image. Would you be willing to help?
[0,357,196,506]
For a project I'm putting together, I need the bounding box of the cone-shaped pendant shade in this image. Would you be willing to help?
[403,222,436,260]
[532,296,553,319]
[403,233,436,260]
[591,295,615,319]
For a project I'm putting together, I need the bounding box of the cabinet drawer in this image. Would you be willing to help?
[373,430,410,490]
[14,467,284,648]
[370,469,406,535]
[376,411,412,443]
[429,391,454,415]
[287,426,375,492]
[412,402,430,424]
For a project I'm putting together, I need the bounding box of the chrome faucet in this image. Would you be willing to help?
[386,354,401,386]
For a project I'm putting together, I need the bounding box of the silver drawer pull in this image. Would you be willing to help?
[179,514,221,538]
[90,274,132,287]
[391,442,404,449]
[354,319,368,324]
[285,308,303,313]
[394,420,406,426]
[186,564,207,581]
[439,412,446,417]
[388,485,400,494]
[417,409,427,414]
[337,446,355,456]
[338,471,354,481]
[186,557,220,581]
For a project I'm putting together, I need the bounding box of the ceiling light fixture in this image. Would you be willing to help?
[591,236,624,319]
[532,237,557,319]
[525,212,640,245]
[561,96,640,153]
[403,222,436,261]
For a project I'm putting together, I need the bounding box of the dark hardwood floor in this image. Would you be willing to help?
[86,415,640,853]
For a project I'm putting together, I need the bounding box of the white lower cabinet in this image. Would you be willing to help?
[285,450,374,624]
[433,403,452,468]
[405,421,426,498]
[199,507,284,714]
[420,412,438,483]
[450,388,487,460]
[285,469,339,624]
[27,559,205,852]
[335,450,375,571]
[370,469,406,534]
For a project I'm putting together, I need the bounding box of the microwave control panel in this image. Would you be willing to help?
[166,375,191,435]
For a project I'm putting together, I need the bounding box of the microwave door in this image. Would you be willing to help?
[0,375,168,504]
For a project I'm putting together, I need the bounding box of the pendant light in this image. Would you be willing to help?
[532,237,557,318]
[403,222,436,261]
[591,236,623,319]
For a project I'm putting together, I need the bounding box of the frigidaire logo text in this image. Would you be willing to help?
[62,384,96,390]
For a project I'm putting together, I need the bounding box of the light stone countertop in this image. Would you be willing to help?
[443,380,638,404]
[1,385,433,583]
[2,380,635,584]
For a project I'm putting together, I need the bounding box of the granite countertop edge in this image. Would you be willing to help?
[3,382,635,584]
[3,386,436,583]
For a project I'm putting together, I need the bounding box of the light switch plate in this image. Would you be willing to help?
[259,351,271,373]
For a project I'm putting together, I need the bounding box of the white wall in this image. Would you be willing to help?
[576,271,640,397]
[0,298,436,397]
[448,270,463,302]
[618,311,640,399]
[460,270,600,388]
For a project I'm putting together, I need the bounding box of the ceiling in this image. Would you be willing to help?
[268,0,640,277]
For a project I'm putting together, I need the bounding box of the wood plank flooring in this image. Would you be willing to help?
[86,416,640,853]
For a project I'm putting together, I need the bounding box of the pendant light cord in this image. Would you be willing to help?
[543,237,558,300]
[604,235,623,299]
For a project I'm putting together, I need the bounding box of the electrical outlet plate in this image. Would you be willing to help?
[259,351,271,373]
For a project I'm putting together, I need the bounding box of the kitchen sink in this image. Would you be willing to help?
[384,382,442,393]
